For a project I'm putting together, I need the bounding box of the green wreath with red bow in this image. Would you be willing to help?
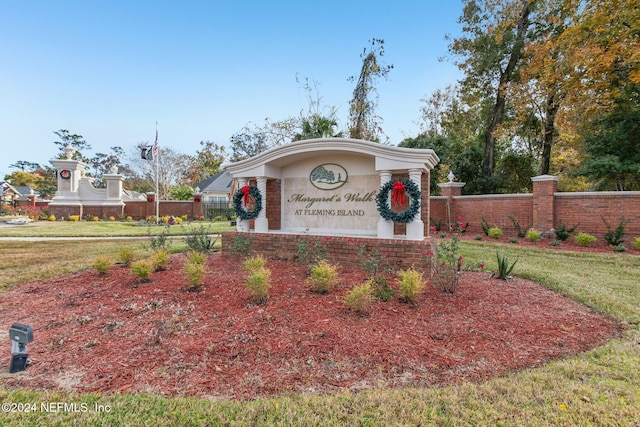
[233,185,263,220]
[375,178,421,223]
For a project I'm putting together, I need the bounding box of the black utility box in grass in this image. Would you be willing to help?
[9,323,33,373]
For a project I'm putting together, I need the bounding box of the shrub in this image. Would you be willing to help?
[131,259,153,282]
[509,237,518,244]
[474,234,483,241]
[109,216,116,221]
[525,229,541,242]
[117,247,136,266]
[245,267,271,303]
[396,268,425,303]
[633,237,640,250]
[496,251,517,280]
[93,256,113,274]
[509,216,526,238]
[150,249,170,272]
[372,275,395,302]
[575,232,597,247]
[344,280,374,315]
[555,220,577,241]
[68,215,80,222]
[48,214,56,221]
[306,259,339,293]
[126,216,133,221]
[215,215,223,221]
[295,239,328,265]
[602,216,628,246]
[242,254,265,272]
[612,244,627,252]
[488,226,503,239]
[147,226,171,251]
[433,235,462,293]
[184,258,207,291]
[92,216,99,221]
[183,224,217,253]
[480,216,490,236]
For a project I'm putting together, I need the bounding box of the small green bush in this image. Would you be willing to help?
[344,280,374,315]
[612,244,627,252]
[575,232,597,247]
[117,247,136,266]
[306,260,339,293]
[509,237,518,244]
[242,254,265,272]
[93,256,113,274]
[184,259,207,291]
[151,249,170,272]
[245,267,271,303]
[488,226,503,239]
[131,259,153,282]
[474,235,483,241]
[186,251,206,265]
[633,237,640,250]
[525,229,541,242]
[228,234,253,256]
[555,220,577,241]
[183,224,217,253]
[396,268,425,303]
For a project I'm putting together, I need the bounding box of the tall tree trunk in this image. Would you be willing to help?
[540,93,558,175]
[483,0,533,178]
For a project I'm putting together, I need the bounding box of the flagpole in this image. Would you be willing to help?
[154,121,159,224]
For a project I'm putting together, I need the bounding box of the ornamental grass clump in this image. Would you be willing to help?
[633,237,640,250]
[93,256,113,275]
[575,232,597,247]
[245,267,271,304]
[396,268,426,304]
[306,259,339,294]
[344,280,374,315]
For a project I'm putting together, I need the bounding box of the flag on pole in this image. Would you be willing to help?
[152,128,159,158]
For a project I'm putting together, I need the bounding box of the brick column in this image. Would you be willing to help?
[192,192,203,220]
[531,175,558,234]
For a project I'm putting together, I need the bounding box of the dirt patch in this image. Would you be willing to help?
[0,252,622,400]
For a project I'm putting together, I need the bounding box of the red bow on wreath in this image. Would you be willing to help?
[392,180,406,205]
[241,185,253,206]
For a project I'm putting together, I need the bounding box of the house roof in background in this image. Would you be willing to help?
[197,170,232,194]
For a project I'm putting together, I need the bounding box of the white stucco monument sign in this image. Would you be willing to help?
[226,138,439,240]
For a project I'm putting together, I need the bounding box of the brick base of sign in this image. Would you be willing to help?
[221,231,435,273]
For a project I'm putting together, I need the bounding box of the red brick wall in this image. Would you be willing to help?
[555,192,640,235]
[222,231,435,272]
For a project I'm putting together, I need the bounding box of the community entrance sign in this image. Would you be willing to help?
[226,138,439,240]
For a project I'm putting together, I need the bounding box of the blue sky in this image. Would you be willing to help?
[0,0,463,177]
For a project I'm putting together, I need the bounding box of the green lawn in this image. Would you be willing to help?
[0,219,234,237]
[1,238,639,426]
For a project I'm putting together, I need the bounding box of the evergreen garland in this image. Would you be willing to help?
[375,178,421,223]
[233,185,263,220]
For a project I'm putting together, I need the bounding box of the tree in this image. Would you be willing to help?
[3,170,43,188]
[348,38,393,142]
[182,141,226,186]
[449,0,534,178]
[86,146,130,187]
[9,161,41,172]
[52,129,92,161]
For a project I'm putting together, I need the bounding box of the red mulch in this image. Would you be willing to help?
[0,250,624,400]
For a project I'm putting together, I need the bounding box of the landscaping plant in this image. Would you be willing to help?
[495,251,517,280]
[242,254,265,272]
[396,268,426,303]
[117,247,136,266]
[245,267,271,304]
[602,216,628,247]
[488,226,503,239]
[525,228,541,242]
[509,216,526,238]
[183,224,217,253]
[183,252,207,291]
[344,279,374,315]
[306,259,339,293]
[150,249,170,272]
[93,256,113,275]
[130,259,153,283]
[554,220,577,241]
[575,232,597,246]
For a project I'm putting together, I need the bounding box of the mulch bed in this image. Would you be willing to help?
[0,250,623,400]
